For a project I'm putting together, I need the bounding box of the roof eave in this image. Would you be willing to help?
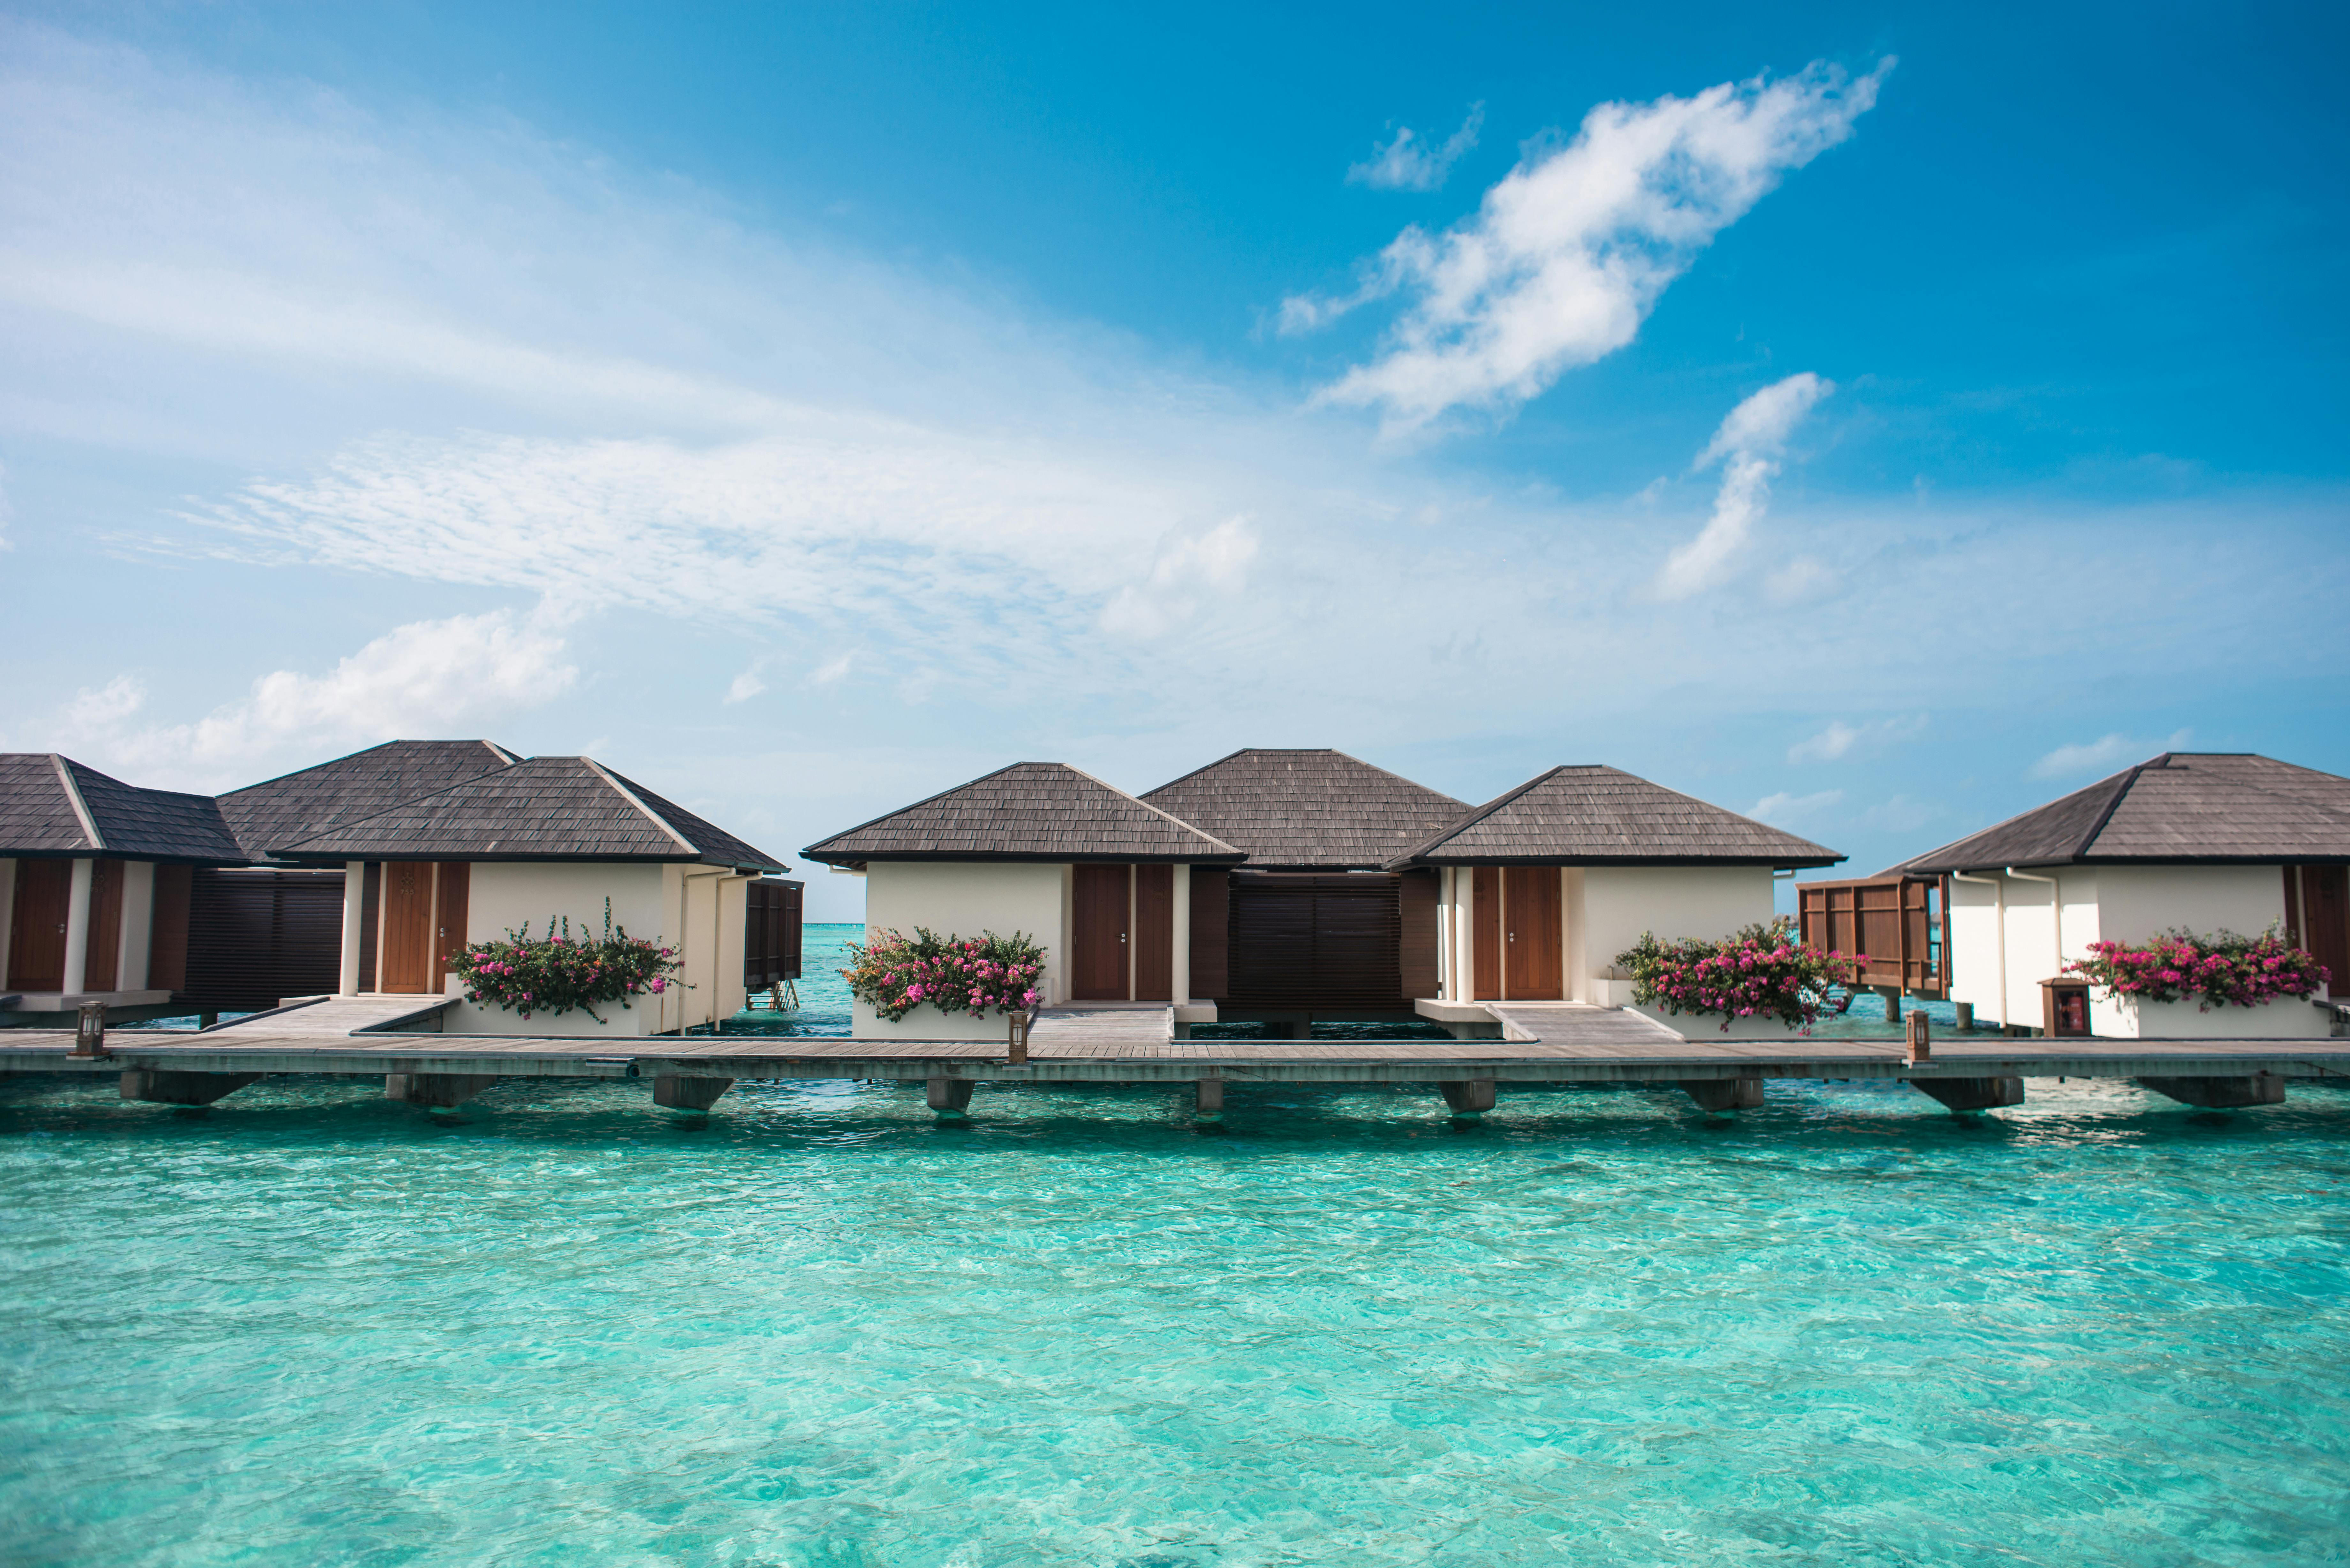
[1383,852,1848,871]
[801,848,1248,866]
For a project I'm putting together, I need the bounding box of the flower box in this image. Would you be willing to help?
[2093,991,2335,1040]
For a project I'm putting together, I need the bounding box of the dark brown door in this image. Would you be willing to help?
[378,862,435,993]
[1072,863,1130,1000]
[1472,866,1502,1000]
[2304,865,2349,999]
[1133,864,1174,1001]
[431,862,470,994]
[83,860,125,992]
[7,859,71,991]
[1504,866,1563,1000]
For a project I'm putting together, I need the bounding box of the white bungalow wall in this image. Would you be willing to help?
[1435,864,1775,1004]
[1945,863,2299,1031]
[858,860,1074,1040]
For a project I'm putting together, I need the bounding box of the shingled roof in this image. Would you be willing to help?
[1384,765,1844,869]
[803,762,1243,865]
[1895,753,2350,872]
[1142,748,1469,869]
[0,754,246,862]
[269,756,787,871]
[218,739,519,862]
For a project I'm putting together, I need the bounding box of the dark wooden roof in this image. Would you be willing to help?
[0,753,246,862]
[1385,765,1844,868]
[218,740,519,862]
[269,756,788,871]
[1896,753,2350,871]
[802,762,1243,865]
[1142,748,1468,870]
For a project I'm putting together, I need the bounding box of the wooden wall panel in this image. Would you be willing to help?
[1224,872,1401,1012]
[1133,864,1174,1001]
[148,863,192,994]
[1071,863,1131,1000]
[1398,869,1440,1000]
[83,859,125,992]
[1188,868,1230,1000]
[1472,866,1502,1001]
[183,869,345,1012]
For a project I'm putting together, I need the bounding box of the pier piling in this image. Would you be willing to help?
[1439,1079,1497,1118]
[653,1075,734,1112]
[2140,1073,2286,1109]
[1680,1077,1765,1113]
[1910,1076,2025,1113]
[927,1076,974,1119]
[120,1070,263,1106]
[1194,1077,1224,1121]
[384,1073,503,1110]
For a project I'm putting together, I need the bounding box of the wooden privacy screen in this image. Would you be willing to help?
[1398,869,1440,1000]
[184,868,345,1012]
[6,859,71,991]
[1225,872,1404,1013]
[1797,876,1947,997]
[82,860,125,992]
[1071,863,1131,1000]
[1133,864,1174,1001]
[744,879,805,990]
[1188,868,1230,1000]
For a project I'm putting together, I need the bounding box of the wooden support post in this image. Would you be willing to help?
[1880,988,1902,1023]
[120,1069,262,1106]
[653,1075,734,1112]
[2140,1074,2286,1110]
[1194,1076,1223,1121]
[384,1073,502,1109]
[1953,1002,1975,1031]
[1910,1076,2025,1113]
[1681,1077,1764,1113]
[1439,1078,1496,1117]
[926,1076,974,1118]
[198,1011,219,1030]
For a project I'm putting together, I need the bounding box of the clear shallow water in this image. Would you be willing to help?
[4,1074,2349,1566]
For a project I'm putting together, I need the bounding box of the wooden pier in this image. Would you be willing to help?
[2,996,2346,1119]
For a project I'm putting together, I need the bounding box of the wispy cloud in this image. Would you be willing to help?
[1656,372,1833,599]
[1099,516,1260,638]
[724,662,767,704]
[1750,788,1844,826]
[1788,713,1927,764]
[1287,60,1890,431]
[63,609,574,788]
[2030,728,2193,780]
[1347,105,1483,192]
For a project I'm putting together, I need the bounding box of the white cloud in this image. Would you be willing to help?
[1099,516,1260,639]
[807,651,855,686]
[1787,712,1927,764]
[724,663,767,704]
[1656,372,1833,599]
[1347,105,1484,192]
[1289,59,1890,431]
[1750,788,1844,826]
[65,609,573,787]
[1789,720,1859,763]
[2030,727,2193,780]
[1764,557,1838,602]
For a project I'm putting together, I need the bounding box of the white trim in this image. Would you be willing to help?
[50,757,104,850]
[584,759,701,856]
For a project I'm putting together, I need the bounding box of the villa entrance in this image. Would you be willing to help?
[372,861,472,994]
[6,859,70,991]
[1472,866,1562,1001]
[1071,863,1174,1002]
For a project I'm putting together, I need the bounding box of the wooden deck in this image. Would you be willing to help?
[2,997,2346,1097]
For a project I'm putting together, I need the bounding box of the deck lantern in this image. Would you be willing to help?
[1006,1009,1030,1065]
[2041,978,2092,1038]
[72,1000,108,1058]
[1904,1008,1931,1064]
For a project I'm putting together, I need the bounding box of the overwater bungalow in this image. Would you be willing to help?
[0,754,247,1024]
[803,751,1845,1038]
[1888,751,2350,1038]
[2,741,799,1035]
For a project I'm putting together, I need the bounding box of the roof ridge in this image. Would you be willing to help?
[2074,763,2148,856]
[580,758,700,855]
[806,760,1036,850]
[1056,762,1243,856]
[51,755,103,850]
[1393,765,1567,860]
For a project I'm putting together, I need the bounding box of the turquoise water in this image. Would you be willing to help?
[5,1069,2349,1565]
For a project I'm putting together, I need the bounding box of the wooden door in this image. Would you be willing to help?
[1133,863,1173,1001]
[83,860,125,992]
[1072,864,1131,1000]
[1504,866,1563,1000]
[2304,865,2349,999]
[7,859,71,991]
[1472,866,1502,1000]
[431,862,470,994]
[378,862,435,993]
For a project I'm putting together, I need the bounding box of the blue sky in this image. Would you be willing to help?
[2,2,2343,918]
